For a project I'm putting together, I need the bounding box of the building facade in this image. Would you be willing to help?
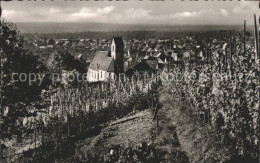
[87,37,124,82]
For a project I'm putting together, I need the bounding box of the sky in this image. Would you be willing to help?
[1,0,259,25]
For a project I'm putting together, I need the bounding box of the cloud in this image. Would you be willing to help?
[98,6,115,14]
[110,9,202,24]
[220,9,229,16]
[48,7,63,15]
[125,8,151,18]
[1,3,256,25]
[112,8,231,24]
[68,6,114,21]
[2,10,26,20]
[170,11,199,18]
[232,1,257,14]
[2,6,115,22]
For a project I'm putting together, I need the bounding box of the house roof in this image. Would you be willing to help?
[183,52,190,58]
[154,52,162,58]
[172,52,178,57]
[77,54,82,58]
[143,55,150,60]
[89,51,114,72]
[157,58,165,64]
[77,41,85,46]
[107,59,117,72]
[143,58,158,70]
[126,58,133,62]
[147,48,153,53]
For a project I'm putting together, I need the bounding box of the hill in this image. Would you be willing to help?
[15,22,252,33]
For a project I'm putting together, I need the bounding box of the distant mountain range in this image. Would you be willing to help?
[14,22,253,33]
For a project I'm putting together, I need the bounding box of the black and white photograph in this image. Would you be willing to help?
[0,0,259,162]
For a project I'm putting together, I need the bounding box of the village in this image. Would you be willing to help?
[28,35,240,71]
[23,25,257,84]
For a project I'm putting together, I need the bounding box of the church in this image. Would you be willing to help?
[87,37,124,82]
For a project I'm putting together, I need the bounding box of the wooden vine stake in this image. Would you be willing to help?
[254,14,259,60]
[244,20,246,56]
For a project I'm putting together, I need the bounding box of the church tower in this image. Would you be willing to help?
[111,37,124,72]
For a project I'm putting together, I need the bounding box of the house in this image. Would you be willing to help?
[87,37,124,82]
[183,51,190,60]
[154,44,163,51]
[171,52,178,61]
[39,46,47,49]
[47,45,54,48]
[143,56,158,70]
[124,57,133,71]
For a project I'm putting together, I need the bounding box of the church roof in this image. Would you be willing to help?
[88,51,122,72]
[89,51,114,72]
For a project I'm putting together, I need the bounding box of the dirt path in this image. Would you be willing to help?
[158,85,232,162]
[154,103,190,162]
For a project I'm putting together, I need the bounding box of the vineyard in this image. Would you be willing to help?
[3,75,161,162]
[2,38,259,162]
[163,36,259,160]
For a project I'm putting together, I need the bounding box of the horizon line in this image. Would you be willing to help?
[12,22,253,26]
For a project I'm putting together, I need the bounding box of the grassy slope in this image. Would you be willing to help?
[65,108,190,162]
[66,110,155,161]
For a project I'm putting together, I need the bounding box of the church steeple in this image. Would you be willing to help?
[111,37,124,72]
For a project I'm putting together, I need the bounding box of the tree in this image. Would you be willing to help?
[1,21,48,138]
[48,38,56,45]
[48,47,86,74]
